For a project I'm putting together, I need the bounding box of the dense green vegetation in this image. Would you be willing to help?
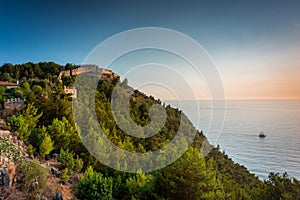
[1,62,300,200]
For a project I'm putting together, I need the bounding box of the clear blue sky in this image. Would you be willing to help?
[1,0,300,99]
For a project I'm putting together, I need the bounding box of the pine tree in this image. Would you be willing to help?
[39,133,54,158]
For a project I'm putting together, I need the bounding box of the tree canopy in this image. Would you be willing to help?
[1,62,299,200]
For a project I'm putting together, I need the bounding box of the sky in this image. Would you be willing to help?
[0,0,300,100]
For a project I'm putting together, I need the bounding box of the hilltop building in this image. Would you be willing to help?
[58,65,119,98]
[57,65,119,83]
[0,81,19,89]
[64,86,77,98]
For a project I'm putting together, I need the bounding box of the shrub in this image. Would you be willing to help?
[75,166,113,200]
[18,159,49,198]
[58,148,74,170]
[39,133,54,158]
[126,170,156,200]
[60,168,71,181]
[27,144,34,157]
[74,156,84,172]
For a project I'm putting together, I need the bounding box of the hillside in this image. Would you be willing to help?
[0,62,299,200]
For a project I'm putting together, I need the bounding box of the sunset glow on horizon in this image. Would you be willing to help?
[1,1,300,100]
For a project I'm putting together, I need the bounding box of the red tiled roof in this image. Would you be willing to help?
[0,81,19,87]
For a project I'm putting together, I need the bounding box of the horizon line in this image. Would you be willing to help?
[162,98,300,101]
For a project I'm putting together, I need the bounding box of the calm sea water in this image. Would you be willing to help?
[165,100,300,180]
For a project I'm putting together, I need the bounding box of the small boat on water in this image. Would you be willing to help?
[259,132,266,138]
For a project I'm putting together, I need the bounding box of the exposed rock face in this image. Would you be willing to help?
[0,119,6,128]
[0,187,27,199]
[0,130,28,167]
[0,130,28,188]
[0,130,71,199]
[0,168,9,187]
[52,192,63,200]
[50,167,61,177]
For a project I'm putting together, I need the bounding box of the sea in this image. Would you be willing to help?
[165,100,300,180]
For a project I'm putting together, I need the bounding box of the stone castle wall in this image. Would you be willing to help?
[1,98,26,119]
[58,65,119,82]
